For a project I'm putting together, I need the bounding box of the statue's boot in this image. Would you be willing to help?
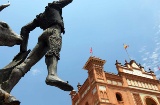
[45,56,73,91]
[1,64,27,93]
[0,89,20,105]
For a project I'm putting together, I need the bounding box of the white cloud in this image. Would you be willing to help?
[156,31,160,35]
[155,47,160,51]
[139,46,146,53]
[153,67,157,72]
[142,57,147,61]
[139,25,160,73]
[150,53,158,59]
[31,69,41,76]
[144,52,150,55]
[142,63,146,67]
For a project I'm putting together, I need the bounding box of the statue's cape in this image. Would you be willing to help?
[0,50,30,84]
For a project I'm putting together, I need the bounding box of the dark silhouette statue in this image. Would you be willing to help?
[0,0,73,104]
[0,2,25,105]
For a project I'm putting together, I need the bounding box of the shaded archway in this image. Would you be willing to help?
[145,97,158,105]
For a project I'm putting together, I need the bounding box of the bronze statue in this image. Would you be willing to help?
[1,0,73,98]
[0,2,25,105]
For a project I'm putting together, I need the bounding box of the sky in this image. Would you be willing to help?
[0,0,160,105]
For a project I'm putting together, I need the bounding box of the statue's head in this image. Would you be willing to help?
[0,21,22,46]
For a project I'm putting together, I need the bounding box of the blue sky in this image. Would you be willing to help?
[0,0,160,105]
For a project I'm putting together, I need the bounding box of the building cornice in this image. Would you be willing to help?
[83,56,106,71]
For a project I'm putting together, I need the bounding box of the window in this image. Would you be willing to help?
[116,93,123,101]
[85,102,89,105]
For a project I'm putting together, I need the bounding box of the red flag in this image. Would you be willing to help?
[90,47,92,54]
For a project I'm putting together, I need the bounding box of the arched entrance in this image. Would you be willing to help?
[145,97,157,105]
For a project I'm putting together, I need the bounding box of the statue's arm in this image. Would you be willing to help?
[50,0,73,8]
[0,2,10,12]
[20,19,39,52]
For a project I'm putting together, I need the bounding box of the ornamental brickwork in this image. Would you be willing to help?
[70,56,160,105]
[133,93,143,105]
[157,97,160,104]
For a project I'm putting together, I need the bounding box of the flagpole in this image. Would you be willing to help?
[123,44,131,61]
[91,51,93,56]
[125,48,131,60]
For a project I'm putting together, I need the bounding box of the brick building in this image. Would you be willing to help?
[70,56,160,105]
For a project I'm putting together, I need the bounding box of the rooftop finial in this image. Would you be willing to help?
[149,68,154,73]
[139,63,142,68]
[77,82,81,90]
[116,60,118,63]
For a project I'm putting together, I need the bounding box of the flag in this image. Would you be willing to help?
[90,47,92,54]
[123,44,129,49]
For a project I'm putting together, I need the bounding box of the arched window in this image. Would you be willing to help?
[116,93,123,101]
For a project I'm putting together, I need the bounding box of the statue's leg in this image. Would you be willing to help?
[1,41,48,93]
[45,26,73,91]
[1,18,45,93]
